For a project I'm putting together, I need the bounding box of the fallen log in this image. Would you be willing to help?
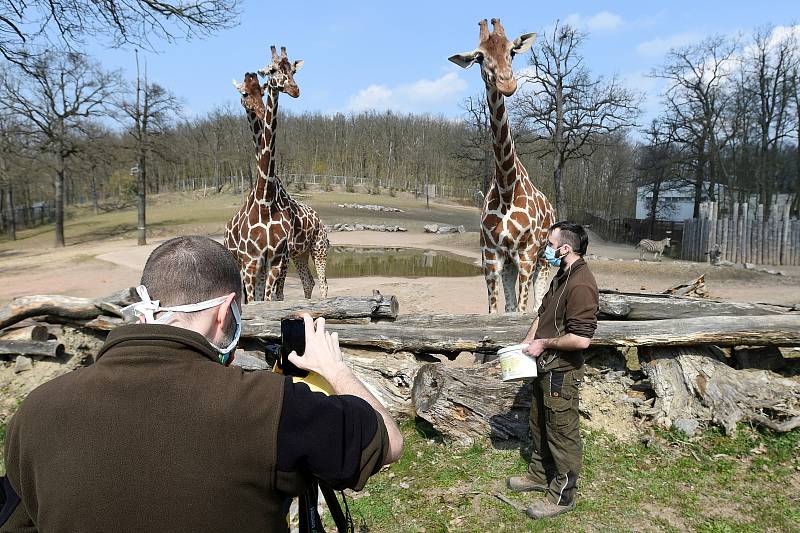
[239,314,800,353]
[242,291,399,322]
[662,274,708,298]
[0,340,64,358]
[598,291,796,320]
[0,324,50,341]
[412,361,531,445]
[639,346,800,434]
[347,350,422,418]
[0,295,122,331]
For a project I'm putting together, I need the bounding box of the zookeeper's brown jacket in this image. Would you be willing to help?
[3,324,388,532]
[535,257,599,372]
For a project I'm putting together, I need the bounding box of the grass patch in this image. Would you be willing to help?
[0,189,480,252]
[331,421,800,532]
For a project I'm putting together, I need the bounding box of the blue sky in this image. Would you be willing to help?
[88,0,800,124]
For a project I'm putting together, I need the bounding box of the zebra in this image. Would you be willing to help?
[636,237,671,261]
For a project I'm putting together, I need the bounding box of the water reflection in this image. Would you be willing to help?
[293,246,482,278]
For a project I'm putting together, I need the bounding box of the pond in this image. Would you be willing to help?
[296,246,482,278]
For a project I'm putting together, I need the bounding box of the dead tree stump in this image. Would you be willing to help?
[639,346,800,434]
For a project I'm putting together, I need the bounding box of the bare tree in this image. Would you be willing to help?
[792,65,800,217]
[0,113,24,239]
[0,52,120,246]
[0,0,240,66]
[741,26,797,217]
[119,51,181,245]
[652,35,738,217]
[455,94,493,201]
[515,22,639,218]
[636,118,684,232]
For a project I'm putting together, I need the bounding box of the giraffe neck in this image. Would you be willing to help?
[266,88,279,178]
[485,86,522,195]
[247,88,283,202]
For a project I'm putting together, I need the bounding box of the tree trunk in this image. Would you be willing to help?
[412,360,532,445]
[553,162,565,218]
[237,314,800,354]
[137,150,147,245]
[54,161,66,248]
[0,324,49,341]
[91,170,99,215]
[649,181,661,234]
[598,290,796,320]
[7,187,16,240]
[639,345,800,434]
[0,340,64,358]
[0,295,122,330]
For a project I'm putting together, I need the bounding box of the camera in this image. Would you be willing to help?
[277,317,308,377]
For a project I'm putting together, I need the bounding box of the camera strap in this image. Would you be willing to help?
[298,480,354,533]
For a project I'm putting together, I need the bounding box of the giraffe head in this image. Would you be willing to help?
[232,72,266,116]
[258,45,303,98]
[448,18,536,97]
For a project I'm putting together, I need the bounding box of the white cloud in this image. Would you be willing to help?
[346,71,468,113]
[587,11,624,32]
[636,32,702,58]
[741,24,800,62]
[563,11,623,32]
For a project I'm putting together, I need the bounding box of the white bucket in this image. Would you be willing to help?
[498,344,538,381]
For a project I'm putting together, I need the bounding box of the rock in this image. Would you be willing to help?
[424,224,464,234]
[14,355,33,374]
[337,203,404,213]
[672,418,700,437]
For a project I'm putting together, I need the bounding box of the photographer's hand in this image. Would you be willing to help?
[287,314,404,464]
[286,314,346,376]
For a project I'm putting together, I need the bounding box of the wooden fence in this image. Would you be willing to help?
[578,212,683,256]
[682,201,799,266]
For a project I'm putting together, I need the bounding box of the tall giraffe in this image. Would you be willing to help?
[450,19,556,314]
[225,46,329,302]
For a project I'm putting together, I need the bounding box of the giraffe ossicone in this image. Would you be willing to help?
[450,18,556,314]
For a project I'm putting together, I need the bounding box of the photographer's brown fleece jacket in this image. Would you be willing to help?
[3,324,388,532]
[535,257,599,372]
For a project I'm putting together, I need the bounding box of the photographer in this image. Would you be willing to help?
[2,236,402,532]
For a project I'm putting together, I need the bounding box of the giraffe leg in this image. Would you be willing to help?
[516,259,536,313]
[274,272,286,301]
[264,245,289,302]
[242,258,262,304]
[293,254,316,299]
[501,258,519,313]
[482,248,501,314]
[530,257,553,314]
[312,233,329,299]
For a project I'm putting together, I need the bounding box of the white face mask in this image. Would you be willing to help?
[121,285,241,364]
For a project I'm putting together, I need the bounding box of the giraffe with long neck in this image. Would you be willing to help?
[450,19,556,314]
[225,46,329,302]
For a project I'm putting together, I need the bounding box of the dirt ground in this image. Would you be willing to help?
[1,216,798,311]
[1,191,799,444]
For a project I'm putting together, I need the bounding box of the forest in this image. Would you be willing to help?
[0,2,798,245]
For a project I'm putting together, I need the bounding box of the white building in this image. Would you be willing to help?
[635,181,726,222]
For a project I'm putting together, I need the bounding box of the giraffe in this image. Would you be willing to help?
[450,19,556,314]
[224,46,329,303]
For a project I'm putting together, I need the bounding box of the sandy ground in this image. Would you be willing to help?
[1,227,798,311]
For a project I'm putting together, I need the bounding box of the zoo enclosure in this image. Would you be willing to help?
[577,211,684,257]
[682,201,800,266]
